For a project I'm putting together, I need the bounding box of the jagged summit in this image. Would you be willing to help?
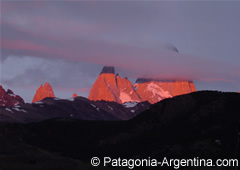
[32,82,55,103]
[0,85,25,107]
[89,66,141,104]
[100,66,115,74]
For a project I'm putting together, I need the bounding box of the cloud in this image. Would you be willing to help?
[1,56,102,102]
[2,24,239,83]
[1,1,240,102]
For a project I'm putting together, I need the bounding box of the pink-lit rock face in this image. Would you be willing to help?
[72,93,78,97]
[0,85,25,107]
[32,82,55,103]
[134,80,196,104]
[88,67,141,104]
[89,66,197,104]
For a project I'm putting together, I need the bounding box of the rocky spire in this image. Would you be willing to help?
[100,66,115,74]
[89,66,141,104]
[32,82,55,103]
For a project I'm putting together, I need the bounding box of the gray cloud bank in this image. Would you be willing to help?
[1,1,240,102]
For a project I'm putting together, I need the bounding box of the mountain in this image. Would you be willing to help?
[88,66,141,104]
[32,82,55,103]
[0,85,25,107]
[72,93,78,97]
[89,66,196,104]
[0,96,150,123]
[134,79,196,104]
[1,91,240,169]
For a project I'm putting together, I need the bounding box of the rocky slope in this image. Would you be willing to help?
[0,85,25,107]
[1,91,239,170]
[0,96,150,123]
[32,82,55,103]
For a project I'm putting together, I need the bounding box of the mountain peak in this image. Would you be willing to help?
[0,85,25,107]
[32,82,55,103]
[100,66,115,74]
[0,85,5,93]
[44,82,50,86]
[89,67,196,104]
[89,66,141,104]
[134,79,196,104]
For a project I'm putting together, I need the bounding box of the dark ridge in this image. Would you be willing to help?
[135,78,193,84]
[100,66,115,74]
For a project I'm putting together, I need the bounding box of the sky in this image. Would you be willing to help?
[1,1,240,103]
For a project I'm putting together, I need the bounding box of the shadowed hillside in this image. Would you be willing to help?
[1,91,240,169]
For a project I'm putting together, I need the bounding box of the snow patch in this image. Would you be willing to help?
[5,108,13,113]
[13,102,20,106]
[13,107,21,111]
[34,101,44,104]
[130,109,135,113]
[54,98,61,101]
[9,93,16,97]
[119,91,135,103]
[91,104,100,111]
[107,105,113,110]
[146,82,172,99]
[12,107,27,113]
[91,104,96,108]
[123,101,138,108]
[67,97,75,101]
